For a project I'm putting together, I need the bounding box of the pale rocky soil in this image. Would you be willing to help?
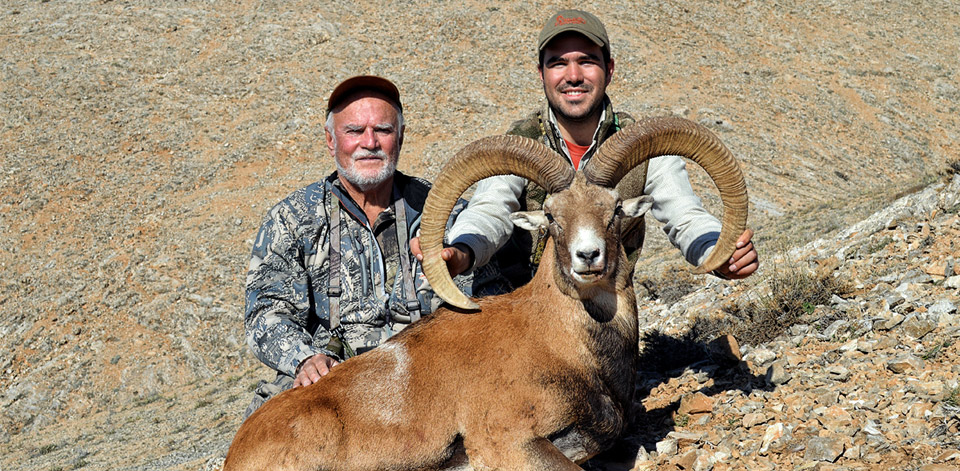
[1,1,959,470]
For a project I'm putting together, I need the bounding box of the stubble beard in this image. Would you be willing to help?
[549,84,604,124]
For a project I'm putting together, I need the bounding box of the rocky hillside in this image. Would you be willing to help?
[1,1,958,470]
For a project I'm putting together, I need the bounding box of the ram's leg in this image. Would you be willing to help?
[466,437,583,471]
[521,437,584,471]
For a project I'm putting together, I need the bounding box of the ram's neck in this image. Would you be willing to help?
[530,240,637,341]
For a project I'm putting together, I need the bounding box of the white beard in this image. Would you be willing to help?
[337,149,398,191]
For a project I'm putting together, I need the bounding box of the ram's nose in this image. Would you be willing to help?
[576,247,601,267]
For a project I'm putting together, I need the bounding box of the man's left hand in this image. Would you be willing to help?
[715,229,758,279]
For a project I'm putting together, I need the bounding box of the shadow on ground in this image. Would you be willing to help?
[585,330,772,469]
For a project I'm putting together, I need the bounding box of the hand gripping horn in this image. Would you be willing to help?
[582,116,748,273]
[420,135,575,310]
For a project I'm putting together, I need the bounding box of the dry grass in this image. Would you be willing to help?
[635,262,702,305]
[693,257,852,347]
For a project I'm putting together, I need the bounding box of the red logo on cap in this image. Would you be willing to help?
[554,15,586,26]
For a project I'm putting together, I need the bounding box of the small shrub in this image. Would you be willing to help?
[922,340,953,360]
[636,269,700,304]
[864,236,893,255]
[944,386,960,408]
[195,399,213,409]
[37,444,58,456]
[697,259,851,346]
[133,393,161,407]
[945,158,960,175]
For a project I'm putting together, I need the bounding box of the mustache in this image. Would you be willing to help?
[351,149,390,160]
[559,83,592,93]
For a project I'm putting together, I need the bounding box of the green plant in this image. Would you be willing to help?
[133,393,161,407]
[865,236,893,255]
[675,414,690,427]
[944,386,960,407]
[37,444,58,456]
[922,340,953,360]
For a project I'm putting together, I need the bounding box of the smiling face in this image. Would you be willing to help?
[325,91,404,192]
[538,33,614,126]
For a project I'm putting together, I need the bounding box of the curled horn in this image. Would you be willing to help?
[421,135,575,310]
[582,116,748,274]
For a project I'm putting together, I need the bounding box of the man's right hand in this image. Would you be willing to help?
[293,354,339,388]
[410,237,473,277]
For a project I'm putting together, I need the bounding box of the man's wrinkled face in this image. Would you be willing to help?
[326,92,403,192]
[539,33,614,124]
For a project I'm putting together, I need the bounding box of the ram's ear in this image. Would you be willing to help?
[510,211,549,231]
[622,195,654,218]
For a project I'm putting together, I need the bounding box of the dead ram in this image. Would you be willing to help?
[223,116,748,471]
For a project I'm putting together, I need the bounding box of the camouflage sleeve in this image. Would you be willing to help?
[244,203,334,377]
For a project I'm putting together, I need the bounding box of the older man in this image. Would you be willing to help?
[242,76,470,417]
[421,9,758,293]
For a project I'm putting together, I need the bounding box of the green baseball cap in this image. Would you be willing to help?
[537,9,609,54]
[326,75,402,116]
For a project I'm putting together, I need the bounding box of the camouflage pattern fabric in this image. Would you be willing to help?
[243,171,471,417]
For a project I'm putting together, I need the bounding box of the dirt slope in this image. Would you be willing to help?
[1,1,958,470]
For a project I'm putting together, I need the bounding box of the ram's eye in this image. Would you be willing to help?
[608,207,621,228]
[545,213,554,223]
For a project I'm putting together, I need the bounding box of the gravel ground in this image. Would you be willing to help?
[1,1,959,470]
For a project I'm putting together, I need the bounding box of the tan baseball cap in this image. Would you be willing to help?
[537,9,609,54]
[326,75,402,116]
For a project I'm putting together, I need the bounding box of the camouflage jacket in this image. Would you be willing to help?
[244,171,470,377]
